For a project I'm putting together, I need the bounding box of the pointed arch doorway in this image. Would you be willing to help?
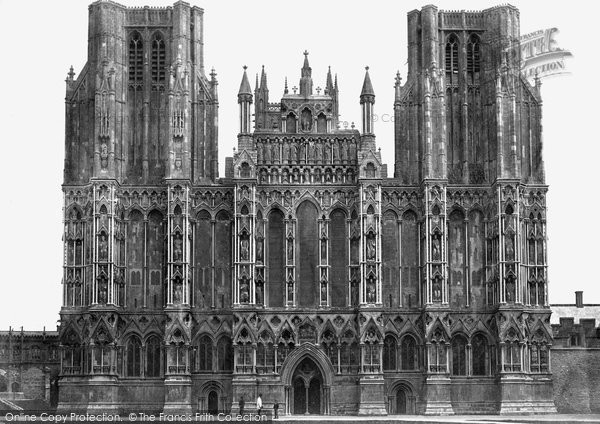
[280,344,333,415]
[292,358,322,414]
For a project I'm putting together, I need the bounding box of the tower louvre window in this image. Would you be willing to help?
[445,34,459,85]
[467,34,481,84]
[128,32,143,85]
[151,32,166,87]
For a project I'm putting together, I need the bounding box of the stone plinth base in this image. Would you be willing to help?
[422,374,453,415]
[357,375,387,415]
[498,374,557,414]
[162,376,192,414]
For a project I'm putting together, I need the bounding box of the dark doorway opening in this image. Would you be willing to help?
[291,357,322,414]
[396,388,407,414]
[208,390,219,414]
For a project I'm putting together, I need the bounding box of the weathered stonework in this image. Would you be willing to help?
[48,1,562,416]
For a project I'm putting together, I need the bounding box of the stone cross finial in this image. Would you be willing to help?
[316,86,322,95]
[292,86,298,94]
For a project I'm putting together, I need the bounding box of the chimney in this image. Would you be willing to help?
[576,291,583,308]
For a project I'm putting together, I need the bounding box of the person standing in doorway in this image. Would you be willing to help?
[239,396,245,416]
[273,402,279,419]
[256,393,263,415]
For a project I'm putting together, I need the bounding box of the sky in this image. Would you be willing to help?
[0,0,596,330]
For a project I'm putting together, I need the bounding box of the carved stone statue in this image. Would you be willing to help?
[240,277,249,303]
[256,283,264,305]
[432,235,441,260]
[256,239,264,262]
[174,236,183,262]
[282,141,290,162]
[100,143,109,170]
[308,142,315,162]
[290,142,298,163]
[287,240,294,262]
[332,140,340,163]
[433,277,442,302]
[349,141,357,163]
[240,237,249,261]
[98,234,108,261]
[367,277,376,303]
[301,109,312,131]
[174,281,183,304]
[341,141,348,163]
[324,141,331,163]
[366,235,376,260]
[315,142,322,163]
[304,168,311,183]
[257,143,264,163]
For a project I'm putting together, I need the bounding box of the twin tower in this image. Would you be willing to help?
[59,1,554,416]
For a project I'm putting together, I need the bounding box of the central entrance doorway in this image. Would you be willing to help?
[207,390,219,414]
[291,358,322,414]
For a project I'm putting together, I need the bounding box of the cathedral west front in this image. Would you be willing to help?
[57,0,556,415]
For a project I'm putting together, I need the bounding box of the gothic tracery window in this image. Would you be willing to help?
[217,336,233,372]
[256,342,275,374]
[129,32,143,86]
[340,339,359,374]
[383,335,397,371]
[467,34,481,85]
[451,335,467,376]
[472,333,488,376]
[146,336,161,377]
[151,32,166,87]
[530,342,549,373]
[126,336,142,377]
[196,335,213,372]
[445,34,459,86]
[401,335,417,371]
[321,329,338,370]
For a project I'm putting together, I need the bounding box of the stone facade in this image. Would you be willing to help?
[52,0,559,416]
[0,329,60,408]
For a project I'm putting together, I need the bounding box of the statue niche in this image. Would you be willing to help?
[301,108,312,132]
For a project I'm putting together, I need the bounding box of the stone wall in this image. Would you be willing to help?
[552,348,600,413]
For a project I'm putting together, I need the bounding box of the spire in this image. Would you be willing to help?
[260,65,267,90]
[284,77,289,95]
[299,50,313,97]
[302,50,310,71]
[255,73,259,91]
[360,67,375,135]
[238,66,252,97]
[325,66,333,95]
[360,66,375,98]
[238,66,252,135]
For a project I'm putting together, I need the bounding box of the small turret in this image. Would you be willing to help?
[238,66,253,135]
[360,67,375,135]
[299,50,313,97]
[255,66,269,130]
